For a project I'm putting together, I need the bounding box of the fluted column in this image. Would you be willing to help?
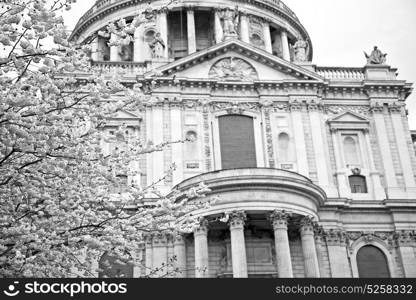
[214,9,223,43]
[229,211,248,278]
[144,234,153,276]
[270,210,293,277]
[173,234,187,278]
[363,129,385,199]
[281,30,290,61]
[263,21,272,54]
[157,9,169,59]
[300,217,320,278]
[194,219,209,278]
[239,13,249,43]
[331,128,350,196]
[187,7,196,54]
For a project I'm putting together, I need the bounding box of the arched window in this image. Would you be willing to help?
[278,132,290,162]
[218,115,256,169]
[357,246,390,278]
[349,175,368,193]
[343,136,359,165]
[99,253,134,278]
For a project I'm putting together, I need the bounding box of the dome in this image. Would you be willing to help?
[70,0,313,63]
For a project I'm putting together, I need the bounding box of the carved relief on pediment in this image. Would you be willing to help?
[209,57,258,81]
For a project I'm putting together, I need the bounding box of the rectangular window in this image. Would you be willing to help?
[218,115,257,169]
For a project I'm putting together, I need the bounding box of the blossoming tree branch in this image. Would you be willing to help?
[0,0,212,277]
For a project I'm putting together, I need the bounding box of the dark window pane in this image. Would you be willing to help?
[357,246,390,278]
[349,175,368,193]
[219,115,257,169]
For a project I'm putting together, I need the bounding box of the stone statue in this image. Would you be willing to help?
[148,32,165,59]
[364,46,387,65]
[143,1,156,22]
[119,44,133,61]
[293,37,308,62]
[220,6,239,36]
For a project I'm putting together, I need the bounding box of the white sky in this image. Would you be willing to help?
[63,0,416,129]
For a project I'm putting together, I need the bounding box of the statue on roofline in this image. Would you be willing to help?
[364,46,387,65]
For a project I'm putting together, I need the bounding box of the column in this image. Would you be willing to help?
[314,227,328,277]
[110,33,119,61]
[187,7,196,54]
[239,13,250,43]
[194,218,209,278]
[263,21,272,54]
[396,230,416,277]
[152,105,164,187]
[152,233,168,277]
[331,128,350,196]
[281,30,290,61]
[363,129,386,199]
[173,234,187,278]
[157,9,168,59]
[144,234,153,276]
[300,217,320,278]
[290,103,309,177]
[91,35,99,61]
[171,105,184,186]
[371,105,398,192]
[325,229,351,277]
[390,105,416,190]
[229,211,248,278]
[270,210,293,277]
[214,9,223,43]
[133,26,144,62]
[308,103,330,189]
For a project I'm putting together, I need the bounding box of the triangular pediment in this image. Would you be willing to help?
[327,111,370,131]
[329,111,369,123]
[111,110,141,120]
[146,39,324,82]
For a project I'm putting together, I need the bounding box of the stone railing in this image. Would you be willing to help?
[316,66,365,81]
[91,61,150,75]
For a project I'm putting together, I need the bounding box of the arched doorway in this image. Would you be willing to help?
[356,245,390,278]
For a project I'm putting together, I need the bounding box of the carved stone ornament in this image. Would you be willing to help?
[228,211,247,229]
[209,57,258,81]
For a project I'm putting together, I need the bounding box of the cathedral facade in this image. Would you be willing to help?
[70,0,416,278]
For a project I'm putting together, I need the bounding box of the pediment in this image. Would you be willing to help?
[111,110,141,120]
[327,111,369,131]
[146,39,324,82]
[105,110,141,128]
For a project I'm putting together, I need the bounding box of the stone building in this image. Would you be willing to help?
[70,0,416,278]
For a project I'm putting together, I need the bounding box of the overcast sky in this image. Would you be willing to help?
[63,0,416,129]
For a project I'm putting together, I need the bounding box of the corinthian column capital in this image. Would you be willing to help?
[228,211,247,229]
[270,210,290,230]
